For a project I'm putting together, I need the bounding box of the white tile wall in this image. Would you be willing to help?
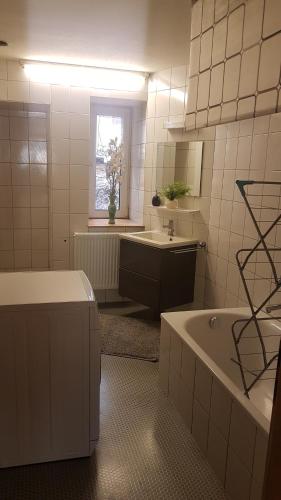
[186,0,281,129]
[209,64,224,106]
[226,5,244,58]
[0,58,147,270]
[263,0,281,38]
[258,33,281,92]
[243,0,263,49]
[223,55,241,103]
[204,112,281,310]
[200,29,213,71]
[0,104,49,271]
[239,45,260,98]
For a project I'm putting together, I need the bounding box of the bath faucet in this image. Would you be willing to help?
[266,304,281,313]
[163,219,175,237]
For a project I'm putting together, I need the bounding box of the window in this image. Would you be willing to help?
[90,104,131,218]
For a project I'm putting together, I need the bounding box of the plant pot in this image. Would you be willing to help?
[108,200,117,224]
[165,198,178,209]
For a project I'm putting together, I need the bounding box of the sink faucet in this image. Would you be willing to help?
[266,304,281,313]
[163,219,175,237]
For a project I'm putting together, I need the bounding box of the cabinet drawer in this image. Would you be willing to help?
[119,268,160,310]
[120,239,162,280]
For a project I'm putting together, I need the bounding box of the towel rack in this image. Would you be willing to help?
[231,180,281,398]
[170,241,207,254]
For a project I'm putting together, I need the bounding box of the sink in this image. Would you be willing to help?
[120,231,198,249]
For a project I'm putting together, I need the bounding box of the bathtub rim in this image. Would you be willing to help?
[161,307,272,434]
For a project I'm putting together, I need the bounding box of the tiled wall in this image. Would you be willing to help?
[129,102,146,223]
[0,59,147,270]
[143,0,281,310]
[205,111,281,310]
[143,65,215,308]
[0,102,49,270]
[186,0,281,130]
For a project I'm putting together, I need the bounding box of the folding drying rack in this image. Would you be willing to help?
[231,180,281,398]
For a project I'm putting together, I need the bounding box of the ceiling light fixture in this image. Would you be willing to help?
[23,61,147,92]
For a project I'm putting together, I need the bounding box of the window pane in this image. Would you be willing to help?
[95,114,123,210]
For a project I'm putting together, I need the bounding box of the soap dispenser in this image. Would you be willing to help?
[152,191,161,206]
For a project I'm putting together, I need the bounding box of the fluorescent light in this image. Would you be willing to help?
[23,62,147,91]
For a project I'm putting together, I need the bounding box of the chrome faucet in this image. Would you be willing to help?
[266,304,281,313]
[163,219,175,237]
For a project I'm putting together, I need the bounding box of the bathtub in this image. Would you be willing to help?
[159,308,275,500]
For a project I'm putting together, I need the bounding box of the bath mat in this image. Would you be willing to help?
[99,313,160,361]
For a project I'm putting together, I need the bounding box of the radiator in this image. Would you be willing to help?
[73,232,120,289]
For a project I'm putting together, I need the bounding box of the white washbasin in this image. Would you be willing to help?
[120,231,198,249]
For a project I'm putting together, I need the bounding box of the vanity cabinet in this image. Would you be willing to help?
[119,239,197,315]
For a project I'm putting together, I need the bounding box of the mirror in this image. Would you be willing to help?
[156,141,203,197]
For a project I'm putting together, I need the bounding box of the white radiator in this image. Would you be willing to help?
[73,232,120,289]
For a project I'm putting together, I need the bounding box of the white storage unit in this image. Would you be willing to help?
[0,270,100,468]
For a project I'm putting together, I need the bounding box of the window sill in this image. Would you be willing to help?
[88,218,144,232]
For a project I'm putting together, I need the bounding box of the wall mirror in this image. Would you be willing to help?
[156,141,203,197]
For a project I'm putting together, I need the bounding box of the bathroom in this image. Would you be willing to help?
[0,0,281,498]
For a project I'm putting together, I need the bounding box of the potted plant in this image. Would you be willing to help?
[105,138,125,224]
[161,181,191,209]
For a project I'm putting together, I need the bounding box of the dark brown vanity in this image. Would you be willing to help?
[118,238,197,317]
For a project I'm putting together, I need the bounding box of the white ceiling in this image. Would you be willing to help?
[0,0,191,72]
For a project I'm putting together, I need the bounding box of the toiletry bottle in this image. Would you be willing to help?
[152,191,161,206]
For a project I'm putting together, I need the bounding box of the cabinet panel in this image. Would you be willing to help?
[120,239,162,279]
[161,247,196,308]
[119,268,160,310]
[119,240,197,313]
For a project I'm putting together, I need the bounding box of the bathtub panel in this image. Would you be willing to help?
[178,378,194,430]
[160,309,271,499]
[169,330,182,375]
[181,343,196,393]
[225,448,252,500]
[159,321,171,395]
[207,421,228,484]
[252,428,268,488]
[250,478,264,500]
[229,401,256,473]
[168,368,181,410]
[194,359,213,413]
[192,399,209,454]
[210,379,232,439]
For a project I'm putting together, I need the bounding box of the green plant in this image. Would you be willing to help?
[161,181,191,201]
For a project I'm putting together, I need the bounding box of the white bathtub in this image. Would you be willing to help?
[160,308,275,500]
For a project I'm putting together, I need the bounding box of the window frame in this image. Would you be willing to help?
[89,103,131,219]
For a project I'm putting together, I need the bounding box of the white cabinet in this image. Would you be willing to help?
[0,271,100,468]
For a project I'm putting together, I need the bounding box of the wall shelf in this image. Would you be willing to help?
[163,119,185,130]
[146,205,199,214]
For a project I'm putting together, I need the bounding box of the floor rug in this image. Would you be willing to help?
[99,313,160,362]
